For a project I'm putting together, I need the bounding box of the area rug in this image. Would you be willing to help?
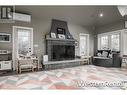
[0,65,127,90]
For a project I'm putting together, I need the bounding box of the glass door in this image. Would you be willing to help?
[80,33,89,57]
[13,26,33,70]
[17,28,33,56]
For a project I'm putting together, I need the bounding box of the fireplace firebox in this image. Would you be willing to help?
[51,45,75,61]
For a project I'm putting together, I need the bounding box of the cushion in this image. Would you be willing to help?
[102,51,108,57]
[97,50,111,57]
[109,54,112,58]
[97,50,103,54]
[97,53,102,56]
[20,64,34,68]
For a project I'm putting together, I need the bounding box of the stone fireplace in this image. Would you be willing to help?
[46,19,76,61]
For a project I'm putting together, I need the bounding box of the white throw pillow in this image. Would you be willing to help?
[97,53,102,56]
[102,51,108,57]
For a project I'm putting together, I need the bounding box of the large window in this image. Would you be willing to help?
[111,34,120,51]
[98,32,120,51]
[123,31,127,55]
[100,36,108,50]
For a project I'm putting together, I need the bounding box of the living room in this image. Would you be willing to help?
[0,5,127,90]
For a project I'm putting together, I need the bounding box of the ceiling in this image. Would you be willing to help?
[15,6,123,27]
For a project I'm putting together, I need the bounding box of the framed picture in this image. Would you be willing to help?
[0,33,11,42]
[50,33,56,38]
[57,28,65,35]
[58,34,65,39]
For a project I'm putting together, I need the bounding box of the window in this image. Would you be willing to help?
[98,32,120,51]
[80,34,89,56]
[123,31,127,55]
[100,36,108,50]
[13,26,33,70]
[18,29,31,55]
[13,26,33,58]
[111,34,120,51]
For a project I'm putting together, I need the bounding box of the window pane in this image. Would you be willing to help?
[18,29,30,37]
[111,34,120,51]
[18,30,30,55]
[100,36,108,50]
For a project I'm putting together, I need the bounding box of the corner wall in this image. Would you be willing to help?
[94,20,125,54]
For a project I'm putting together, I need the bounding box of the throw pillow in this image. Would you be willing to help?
[102,51,108,57]
[97,53,102,56]
[109,54,112,58]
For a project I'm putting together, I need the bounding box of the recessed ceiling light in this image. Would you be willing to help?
[99,13,103,17]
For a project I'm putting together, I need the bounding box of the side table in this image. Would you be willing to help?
[81,56,91,65]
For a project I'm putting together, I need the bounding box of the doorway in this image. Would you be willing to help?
[13,26,33,70]
[79,33,89,57]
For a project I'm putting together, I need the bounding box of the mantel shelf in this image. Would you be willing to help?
[46,38,75,42]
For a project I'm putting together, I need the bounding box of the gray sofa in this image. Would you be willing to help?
[93,50,121,67]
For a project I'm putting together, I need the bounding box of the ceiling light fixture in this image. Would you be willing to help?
[99,13,103,17]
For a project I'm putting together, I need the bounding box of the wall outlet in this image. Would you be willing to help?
[34,44,38,48]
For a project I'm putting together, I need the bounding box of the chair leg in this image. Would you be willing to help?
[88,59,89,64]
[19,68,21,74]
[32,67,34,72]
[16,68,19,74]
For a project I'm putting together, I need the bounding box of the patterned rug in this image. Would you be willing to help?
[0,65,127,90]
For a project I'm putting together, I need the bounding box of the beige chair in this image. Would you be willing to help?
[18,59,34,73]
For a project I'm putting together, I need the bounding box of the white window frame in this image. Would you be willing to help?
[98,31,121,51]
[79,33,89,57]
[110,33,120,51]
[99,35,109,50]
